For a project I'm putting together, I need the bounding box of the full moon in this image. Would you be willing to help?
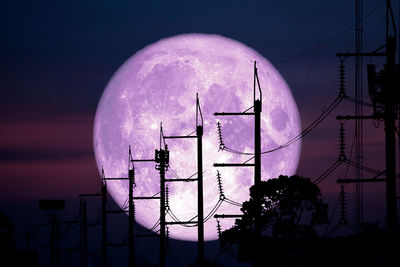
[93,33,301,241]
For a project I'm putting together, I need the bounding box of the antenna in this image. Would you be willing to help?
[254,61,262,105]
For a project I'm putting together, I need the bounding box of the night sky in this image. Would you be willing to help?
[1,0,399,266]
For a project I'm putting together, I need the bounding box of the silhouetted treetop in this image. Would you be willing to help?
[222,175,329,244]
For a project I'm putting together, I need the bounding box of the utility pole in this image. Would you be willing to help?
[38,200,64,267]
[102,160,136,267]
[254,63,262,185]
[80,177,107,267]
[213,62,263,237]
[197,95,205,264]
[128,149,136,267]
[103,157,161,266]
[384,35,398,233]
[336,0,398,233]
[129,143,164,266]
[155,143,168,267]
[355,0,364,229]
[51,214,59,267]
[101,171,108,267]
[214,61,262,184]
[82,200,88,267]
[55,210,87,265]
[163,94,205,265]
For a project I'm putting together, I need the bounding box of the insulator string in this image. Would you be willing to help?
[216,171,225,200]
[216,219,222,238]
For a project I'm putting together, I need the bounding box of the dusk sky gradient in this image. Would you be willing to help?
[1,0,399,265]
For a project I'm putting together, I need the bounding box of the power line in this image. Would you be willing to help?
[217,94,343,156]
[273,1,386,65]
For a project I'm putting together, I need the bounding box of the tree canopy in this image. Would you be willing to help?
[221,175,329,245]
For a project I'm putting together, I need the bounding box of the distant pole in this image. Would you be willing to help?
[50,213,60,267]
[82,201,88,267]
[50,215,56,267]
[26,218,31,251]
[253,62,262,241]
[55,217,60,267]
[197,123,204,264]
[254,100,261,185]
[254,61,262,185]
[102,181,107,267]
[128,162,135,267]
[158,148,167,267]
[195,94,205,265]
[384,36,398,233]
[354,0,365,231]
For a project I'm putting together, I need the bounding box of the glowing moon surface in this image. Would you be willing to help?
[93,33,301,241]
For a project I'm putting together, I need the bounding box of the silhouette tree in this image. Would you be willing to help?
[221,175,329,246]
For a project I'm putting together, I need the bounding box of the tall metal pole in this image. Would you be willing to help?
[101,180,107,267]
[130,152,160,265]
[253,63,263,243]
[158,148,166,267]
[197,124,204,264]
[50,215,56,267]
[195,94,205,265]
[128,164,135,267]
[214,62,263,242]
[254,100,262,185]
[385,35,398,233]
[164,95,205,265]
[355,0,364,230]
[50,213,60,267]
[82,201,88,267]
[254,63,262,186]
[56,217,61,267]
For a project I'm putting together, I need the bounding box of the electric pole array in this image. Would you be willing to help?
[103,147,161,267]
[80,171,108,267]
[163,93,205,264]
[38,200,64,267]
[336,0,399,233]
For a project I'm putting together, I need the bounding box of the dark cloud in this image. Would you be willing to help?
[0,147,93,163]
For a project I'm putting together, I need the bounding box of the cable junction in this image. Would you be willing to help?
[216,94,343,156]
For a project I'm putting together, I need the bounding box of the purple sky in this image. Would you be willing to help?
[1,0,398,240]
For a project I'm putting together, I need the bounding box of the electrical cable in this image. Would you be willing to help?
[223,198,243,207]
[273,1,386,65]
[344,159,383,174]
[168,167,198,180]
[218,95,342,156]
[261,95,342,155]
[166,199,224,226]
[323,193,341,235]
[344,95,375,107]
[314,159,342,184]
[166,209,196,227]
[204,200,224,223]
